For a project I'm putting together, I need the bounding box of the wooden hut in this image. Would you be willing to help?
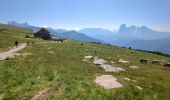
[34,28,51,40]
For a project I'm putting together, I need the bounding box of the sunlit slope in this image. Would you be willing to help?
[0,25,170,100]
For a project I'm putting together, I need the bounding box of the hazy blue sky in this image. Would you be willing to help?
[0,0,170,31]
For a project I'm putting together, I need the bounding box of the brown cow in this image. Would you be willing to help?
[140,59,148,64]
[152,60,161,65]
[164,62,170,68]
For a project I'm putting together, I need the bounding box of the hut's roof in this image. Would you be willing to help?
[36,28,49,34]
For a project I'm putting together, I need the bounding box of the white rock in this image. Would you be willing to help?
[48,51,54,54]
[95,75,123,89]
[93,59,107,65]
[16,53,21,56]
[129,65,140,69]
[100,64,124,72]
[111,61,115,64]
[107,57,112,59]
[84,56,93,59]
[22,53,32,56]
[119,59,129,63]
[136,86,143,90]
[124,77,137,82]
[82,59,89,62]
[124,77,131,81]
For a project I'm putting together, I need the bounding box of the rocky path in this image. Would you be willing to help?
[83,56,124,89]
[0,43,27,60]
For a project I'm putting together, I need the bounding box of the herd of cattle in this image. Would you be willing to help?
[140,58,170,68]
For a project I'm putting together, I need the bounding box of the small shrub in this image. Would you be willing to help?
[25,35,30,38]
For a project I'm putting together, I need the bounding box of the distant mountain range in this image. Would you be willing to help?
[47,28,103,42]
[79,24,170,55]
[6,21,170,55]
[7,21,101,42]
[7,21,40,31]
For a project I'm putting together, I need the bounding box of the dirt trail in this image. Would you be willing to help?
[0,43,27,60]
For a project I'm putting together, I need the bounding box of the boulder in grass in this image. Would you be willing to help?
[93,59,107,65]
[119,59,129,64]
[136,86,143,90]
[111,61,115,64]
[129,65,140,69]
[95,75,123,89]
[100,64,124,72]
[82,59,89,62]
[84,56,93,59]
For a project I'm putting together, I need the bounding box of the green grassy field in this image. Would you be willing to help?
[0,24,42,52]
[0,25,170,100]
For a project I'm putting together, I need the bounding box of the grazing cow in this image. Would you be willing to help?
[164,62,170,68]
[152,60,160,65]
[140,59,148,64]
[131,51,135,54]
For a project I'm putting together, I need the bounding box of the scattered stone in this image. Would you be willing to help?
[119,59,129,63]
[30,88,57,100]
[95,75,123,89]
[93,59,107,65]
[48,51,54,54]
[82,59,89,62]
[129,65,140,69]
[153,94,157,99]
[16,53,21,56]
[136,86,143,90]
[107,57,112,59]
[124,77,137,82]
[94,56,98,60]
[82,56,93,62]
[47,48,51,50]
[22,53,32,56]
[30,89,48,100]
[0,93,4,100]
[132,80,137,82]
[124,77,131,81]
[100,64,124,72]
[111,61,115,64]
[84,56,93,59]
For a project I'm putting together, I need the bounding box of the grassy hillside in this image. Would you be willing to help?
[0,25,170,100]
[0,24,40,52]
[0,24,32,34]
